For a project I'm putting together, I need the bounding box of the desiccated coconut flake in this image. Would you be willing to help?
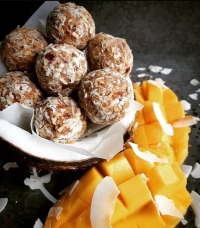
[129,142,168,163]
[137,73,153,78]
[173,116,200,128]
[135,81,141,86]
[3,162,18,170]
[136,67,146,71]
[180,100,191,111]
[191,162,200,179]
[196,88,200,93]
[190,190,200,228]
[190,79,200,86]
[140,173,149,183]
[48,206,63,220]
[0,198,8,213]
[180,164,193,178]
[189,93,198,100]
[58,180,79,196]
[160,68,172,75]
[154,195,183,218]
[155,78,168,89]
[148,65,163,73]
[33,218,43,228]
[181,218,188,225]
[90,176,120,228]
[153,102,174,136]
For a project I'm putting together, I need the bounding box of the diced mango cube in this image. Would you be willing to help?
[163,88,178,105]
[149,142,175,164]
[144,122,172,145]
[146,81,163,103]
[118,174,152,214]
[134,83,145,104]
[124,148,154,174]
[98,153,135,185]
[171,162,186,191]
[75,167,104,205]
[112,215,138,228]
[132,125,149,149]
[69,208,92,228]
[134,202,166,228]
[146,163,179,196]
[164,102,185,123]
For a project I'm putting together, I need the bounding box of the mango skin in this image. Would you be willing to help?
[44,80,192,228]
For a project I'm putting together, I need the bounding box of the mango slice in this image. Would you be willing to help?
[44,79,192,228]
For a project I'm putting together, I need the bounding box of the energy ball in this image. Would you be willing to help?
[35,43,87,96]
[78,68,133,125]
[0,71,43,111]
[0,27,48,71]
[87,33,133,77]
[46,2,95,50]
[34,96,87,144]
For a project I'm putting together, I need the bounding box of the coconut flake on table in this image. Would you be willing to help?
[153,102,174,136]
[24,167,57,203]
[33,218,43,228]
[189,93,198,100]
[129,142,168,163]
[180,164,193,178]
[190,190,200,228]
[190,79,200,86]
[160,68,172,75]
[90,176,120,228]
[137,73,153,78]
[190,162,200,179]
[196,88,200,93]
[48,206,63,220]
[3,162,18,170]
[155,78,168,89]
[154,195,183,219]
[173,115,200,128]
[136,67,146,71]
[180,100,191,111]
[148,65,163,73]
[0,198,8,213]
[58,180,79,196]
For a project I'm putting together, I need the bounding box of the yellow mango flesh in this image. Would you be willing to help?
[44,80,192,228]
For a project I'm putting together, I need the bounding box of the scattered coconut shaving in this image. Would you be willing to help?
[136,67,146,71]
[137,73,153,78]
[0,198,8,213]
[160,68,172,75]
[180,100,191,111]
[153,102,174,136]
[190,79,200,86]
[58,180,79,196]
[148,65,163,73]
[33,218,43,228]
[190,162,200,179]
[189,93,198,100]
[3,162,18,170]
[154,195,183,219]
[90,176,120,228]
[129,142,168,163]
[196,88,200,93]
[48,206,63,220]
[180,164,193,178]
[173,116,200,128]
[190,190,200,228]
[24,167,57,203]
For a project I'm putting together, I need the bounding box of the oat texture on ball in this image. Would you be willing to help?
[0,27,48,72]
[34,96,87,144]
[78,68,133,125]
[46,2,96,50]
[0,71,43,111]
[35,43,87,96]
[87,32,133,77]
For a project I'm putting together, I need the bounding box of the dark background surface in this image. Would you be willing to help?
[0,1,200,227]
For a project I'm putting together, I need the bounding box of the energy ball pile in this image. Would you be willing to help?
[0,2,134,144]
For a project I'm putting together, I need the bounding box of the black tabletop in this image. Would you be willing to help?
[0,1,200,228]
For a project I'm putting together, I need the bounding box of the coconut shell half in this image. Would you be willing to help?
[0,136,102,172]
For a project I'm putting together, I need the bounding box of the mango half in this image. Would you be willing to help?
[44,79,192,228]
